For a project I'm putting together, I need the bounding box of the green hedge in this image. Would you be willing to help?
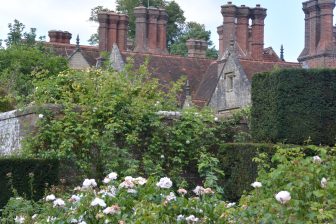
[251,68,336,145]
[0,158,59,209]
[217,143,275,201]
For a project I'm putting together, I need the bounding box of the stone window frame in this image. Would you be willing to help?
[225,72,235,92]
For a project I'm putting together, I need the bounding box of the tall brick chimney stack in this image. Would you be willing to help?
[236,5,250,55]
[307,0,319,55]
[186,39,208,58]
[134,5,148,53]
[134,5,168,54]
[98,11,129,52]
[251,4,267,60]
[220,2,237,57]
[300,1,311,57]
[317,0,335,52]
[48,30,72,44]
[147,7,160,53]
[158,8,168,53]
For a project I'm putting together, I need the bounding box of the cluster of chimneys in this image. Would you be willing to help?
[48,2,272,60]
[218,2,267,60]
[301,0,335,57]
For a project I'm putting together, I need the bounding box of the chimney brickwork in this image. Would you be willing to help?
[134,6,168,54]
[48,30,72,44]
[219,2,267,61]
[186,39,208,58]
[98,11,129,52]
[298,0,336,68]
[251,5,267,60]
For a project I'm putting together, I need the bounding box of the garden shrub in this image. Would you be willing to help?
[227,145,336,223]
[251,68,336,145]
[0,158,59,209]
[217,143,275,201]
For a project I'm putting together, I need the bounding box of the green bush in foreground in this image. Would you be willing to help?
[0,158,59,209]
[230,145,336,223]
[3,146,336,223]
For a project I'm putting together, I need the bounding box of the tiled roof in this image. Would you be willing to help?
[45,42,100,66]
[239,59,301,80]
[120,52,214,100]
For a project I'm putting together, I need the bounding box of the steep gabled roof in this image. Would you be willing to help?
[239,59,301,80]
[45,42,100,66]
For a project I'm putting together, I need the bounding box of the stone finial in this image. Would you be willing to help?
[76,34,80,51]
[280,44,284,61]
[183,79,192,108]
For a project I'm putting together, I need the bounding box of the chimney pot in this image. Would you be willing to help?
[186,39,208,58]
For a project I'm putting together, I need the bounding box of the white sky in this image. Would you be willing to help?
[0,0,326,62]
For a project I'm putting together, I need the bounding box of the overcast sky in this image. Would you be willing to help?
[0,0,327,62]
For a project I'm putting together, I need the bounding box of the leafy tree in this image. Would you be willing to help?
[0,20,68,107]
[170,22,218,59]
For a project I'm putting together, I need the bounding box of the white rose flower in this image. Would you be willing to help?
[127,189,137,194]
[214,117,219,122]
[103,205,121,215]
[275,191,291,204]
[107,172,118,180]
[177,188,188,195]
[53,198,65,207]
[46,194,56,201]
[82,179,97,188]
[186,140,190,144]
[193,186,205,196]
[321,177,328,188]
[38,114,44,119]
[103,177,111,184]
[165,192,177,202]
[177,214,185,221]
[226,202,236,208]
[90,198,106,207]
[14,215,25,224]
[251,181,262,188]
[79,222,87,224]
[69,195,81,202]
[133,177,147,185]
[313,156,322,163]
[156,177,173,189]
[185,215,199,223]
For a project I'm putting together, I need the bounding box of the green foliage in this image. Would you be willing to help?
[217,143,275,201]
[170,22,218,59]
[0,20,68,108]
[231,145,336,223]
[251,68,336,145]
[0,158,59,209]
[1,175,232,223]
[22,60,245,191]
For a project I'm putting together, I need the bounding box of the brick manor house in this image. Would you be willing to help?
[44,0,336,113]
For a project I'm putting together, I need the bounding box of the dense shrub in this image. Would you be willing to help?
[251,68,336,145]
[217,143,275,201]
[0,158,59,209]
[228,145,336,223]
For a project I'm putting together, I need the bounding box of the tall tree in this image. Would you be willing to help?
[0,20,68,108]
[170,22,218,59]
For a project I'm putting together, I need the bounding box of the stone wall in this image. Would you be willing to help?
[0,108,39,155]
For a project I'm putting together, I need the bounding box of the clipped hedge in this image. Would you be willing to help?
[251,68,336,145]
[0,158,59,209]
[217,143,275,201]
